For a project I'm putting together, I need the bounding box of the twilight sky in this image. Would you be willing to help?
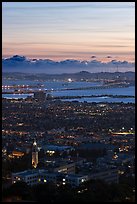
[2,2,135,62]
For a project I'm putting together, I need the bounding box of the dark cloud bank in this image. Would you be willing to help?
[2,55,135,74]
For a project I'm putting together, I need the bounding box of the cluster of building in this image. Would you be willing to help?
[2,97,135,189]
[12,140,119,187]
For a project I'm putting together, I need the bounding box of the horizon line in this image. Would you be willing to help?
[2,54,135,63]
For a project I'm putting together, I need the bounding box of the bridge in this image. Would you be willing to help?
[2,83,129,95]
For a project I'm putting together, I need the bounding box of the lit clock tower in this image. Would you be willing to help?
[32,139,38,168]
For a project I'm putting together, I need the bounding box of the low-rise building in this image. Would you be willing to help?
[12,169,89,187]
[89,168,119,184]
[8,150,24,159]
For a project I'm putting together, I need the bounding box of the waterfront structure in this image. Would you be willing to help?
[32,140,38,168]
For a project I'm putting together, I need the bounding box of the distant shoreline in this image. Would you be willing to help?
[53,94,135,100]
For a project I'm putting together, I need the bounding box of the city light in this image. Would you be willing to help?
[68,78,72,82]
[2,2,135,202]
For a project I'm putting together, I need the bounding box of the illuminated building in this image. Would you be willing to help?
[12,151,24,158]
[32,139,38,168]
[53,162,75,174]
[12,167,119,186]
[12,169,89,187]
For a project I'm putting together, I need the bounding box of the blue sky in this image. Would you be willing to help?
[2,2,135,61]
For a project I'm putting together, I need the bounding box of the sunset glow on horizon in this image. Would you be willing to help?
[2,2,135,62]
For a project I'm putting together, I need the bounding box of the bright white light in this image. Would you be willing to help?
[33,141,37,146]
[78,191,81,193]
[85,62,88,65]
[68,78,72,82]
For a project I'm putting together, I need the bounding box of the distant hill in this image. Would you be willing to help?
[2,71,135,82]
[2,55,135,74]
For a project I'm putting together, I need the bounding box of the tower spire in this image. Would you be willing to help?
[32,139,38,168]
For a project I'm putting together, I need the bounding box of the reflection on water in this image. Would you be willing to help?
[2,80,135,103]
